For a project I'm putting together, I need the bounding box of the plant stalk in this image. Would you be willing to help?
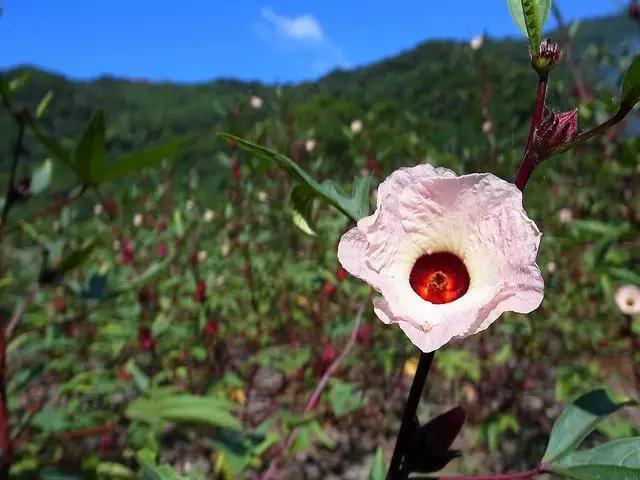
[514,74,548,191]
[386,351,435,480]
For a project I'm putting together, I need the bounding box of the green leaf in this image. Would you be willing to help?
[137,449,191,480]
[30,159,53,195]
[74,110,106,183]
[95,136,189,182]
[30,124,76,172]
[328,380,366,417]
[291,184,317,236]
[507,0,552,51]
[126,391,241,431]
[56,239,97,276]
[548,437,640,480]
[620,55,640,110]
[543,390,636,463]
[35,91,54,119]
[219,133,370,222]
[369,447,386,480]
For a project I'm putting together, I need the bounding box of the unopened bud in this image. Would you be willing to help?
[532,39,563,75]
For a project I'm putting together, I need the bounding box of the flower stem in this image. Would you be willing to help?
[387,351,435,480]
[514,74,548,192]
[436,468,541,480]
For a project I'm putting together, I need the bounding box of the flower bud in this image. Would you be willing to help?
[535,108,578,154]
[531,39,563,75]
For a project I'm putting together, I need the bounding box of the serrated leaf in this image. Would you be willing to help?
[30,158,53,195]
[621,55,640,110]
[369,447,386,480]
[543,390,636,463]
[507,0,552,51]
[95,136,189,182]
[549,437,640,480]
[75,110,106,183]
[220,133,370,222]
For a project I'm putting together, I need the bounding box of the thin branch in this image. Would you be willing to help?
[435,468,541,480]
[5,283,39,339]
[514,74,548,191]
[386,350,436,479]
[261,302,366,480]
[1,117,26,230]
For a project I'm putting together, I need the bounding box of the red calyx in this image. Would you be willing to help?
[103,199,118,217]
[336,267,348,282]
[137,328,155,351]
[204,319,219,336]
[322,281,337,297]
[195,279,207,303]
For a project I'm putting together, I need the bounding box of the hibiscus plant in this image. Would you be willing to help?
[220,0,640,479]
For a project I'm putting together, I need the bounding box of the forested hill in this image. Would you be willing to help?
[1,13,636,174]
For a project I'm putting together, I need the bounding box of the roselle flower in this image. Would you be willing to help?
[614,285,640,315]
[249,95,263,109]
[305,139,316,152]
[338,164,544,352]
[470,34,484,50]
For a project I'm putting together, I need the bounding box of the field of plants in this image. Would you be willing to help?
[1,2,640,479]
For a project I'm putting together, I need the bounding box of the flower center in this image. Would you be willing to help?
[409,252,470,304]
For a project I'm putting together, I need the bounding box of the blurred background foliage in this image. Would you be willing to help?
[0,9,639,480]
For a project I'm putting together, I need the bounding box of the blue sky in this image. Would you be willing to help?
[0,0,620,84]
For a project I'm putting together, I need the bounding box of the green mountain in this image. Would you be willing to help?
[1,13,636,179]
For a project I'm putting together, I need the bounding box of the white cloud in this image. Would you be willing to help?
[256,7,349,78]
[261,8,324,41]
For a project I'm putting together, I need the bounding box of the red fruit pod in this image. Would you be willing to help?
[53,296,67,314]
[321,345,336,364]
[103,199,118,217]
[356,324,373,347]
[137,328,155,351]
[336,267,348,282]
[205,319,219,336]
[156,242,168,258]
[195,279,207,303]
[321,281,337,297]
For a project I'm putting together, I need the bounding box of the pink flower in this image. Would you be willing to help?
[337,164,544,352]
[614,285,640,315]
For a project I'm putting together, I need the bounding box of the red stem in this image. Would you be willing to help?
[0,328,11,479]
[438,468,541,480]
[514,75,548,191]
